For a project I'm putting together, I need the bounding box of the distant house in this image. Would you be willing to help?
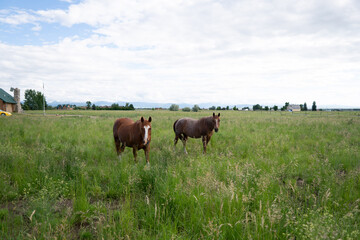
[64,104,74,110]
[57,104,75,110]
[0,88,17,112]
[287,104,301,112]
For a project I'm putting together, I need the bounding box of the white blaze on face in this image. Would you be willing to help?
[215,119,219,128]
[144,125,151,144]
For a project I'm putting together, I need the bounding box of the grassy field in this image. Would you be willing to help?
[0,110,359,239]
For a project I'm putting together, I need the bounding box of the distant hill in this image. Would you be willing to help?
[47,101,359,110]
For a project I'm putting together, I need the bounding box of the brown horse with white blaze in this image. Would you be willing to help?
[113,116,152,164]
[173,113,220,154]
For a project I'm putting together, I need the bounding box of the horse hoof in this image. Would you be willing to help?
[144,163,150,170]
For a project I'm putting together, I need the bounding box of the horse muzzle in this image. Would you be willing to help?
[215,128,218,133]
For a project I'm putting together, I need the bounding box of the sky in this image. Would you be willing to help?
[0,0,359,107]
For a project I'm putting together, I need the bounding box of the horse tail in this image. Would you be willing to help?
[173,119,178,134]
[113,119,121,139]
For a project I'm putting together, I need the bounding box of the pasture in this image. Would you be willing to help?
[0,110,359,239]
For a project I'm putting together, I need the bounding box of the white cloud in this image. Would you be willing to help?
[0,0,359,106]
[0,9,38,25]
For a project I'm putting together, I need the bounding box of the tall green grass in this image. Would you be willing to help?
[0,110,359,239]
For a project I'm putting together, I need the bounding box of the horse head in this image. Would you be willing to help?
[212,112,220,132]
[140,116,152,145]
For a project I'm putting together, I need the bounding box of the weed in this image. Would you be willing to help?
[0,110,359,239]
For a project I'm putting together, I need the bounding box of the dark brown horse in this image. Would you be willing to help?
[113,116,152,164]
[173,113,220,154]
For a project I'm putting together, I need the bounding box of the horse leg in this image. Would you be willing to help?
[206,134,213,153]
[114,137,120,156]
[118,142,126,160]
[115,139,125,160]
[132,147,138,163]
[181,135,188,154]
[206,134,212,145]
[144,145,150,165]
[174,134,179,151]
[202,136,207,154]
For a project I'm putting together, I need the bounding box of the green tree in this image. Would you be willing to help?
[264,106,269,111]
[312,101,317,111]
[209,106,216,110]
[233,106,238,110]
[273,105,278,111]
[192,104,200,112]
[216,106,222,110]
[169,104,179,111]
[182,107,191,112]
[123,103,135,110]
[92,104,96,110]
[303,102,308,111]
[111,103,120,110]
[23,89,47,110]
[281,102,289,111]
[108,103,135,110]
[86,101,91,110]
[253,104,262,111]
[226,106,230,110]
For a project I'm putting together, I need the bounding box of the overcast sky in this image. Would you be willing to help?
[0,0,359,107]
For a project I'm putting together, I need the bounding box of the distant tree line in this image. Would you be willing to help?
[56,102,136,110]
[209,106,233,110]
[20,89,137,111]
[169,101,318,112]
[20,89,317,113]
[169,104,229,112]
[54,102,136,110]
[252,101,317,111]
[169,104,246,111]
[86,101,135,110]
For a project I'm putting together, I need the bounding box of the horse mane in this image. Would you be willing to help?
[134,119,141,128]
[133,120,143,137]
[202,116,215,131]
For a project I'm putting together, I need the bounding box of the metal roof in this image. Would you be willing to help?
[288,104,301,109]
[0,88,17,104]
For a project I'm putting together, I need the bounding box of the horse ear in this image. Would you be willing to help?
[213,112,215,117]
[148,116,152,122]
[141,117,144,122]
[218,113,220,117]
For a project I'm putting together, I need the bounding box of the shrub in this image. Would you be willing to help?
[192,105,200,112]
[169,104,179,111]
